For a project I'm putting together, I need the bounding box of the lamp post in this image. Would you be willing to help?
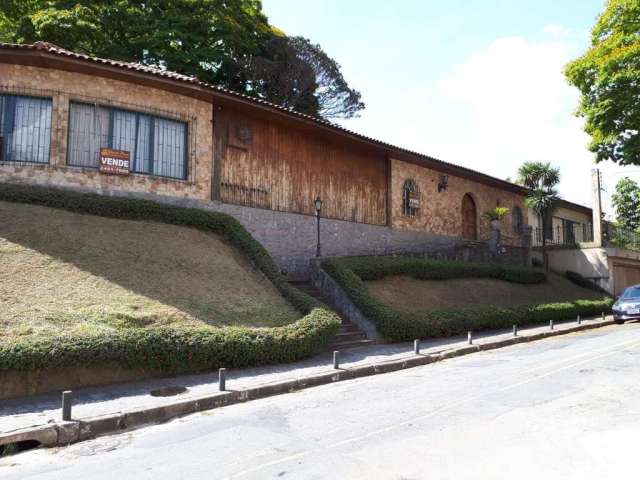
[314,196,323,257]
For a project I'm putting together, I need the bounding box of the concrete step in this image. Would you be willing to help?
[334,331,366,343]
[330,339,376,350]
[289,281,373,351]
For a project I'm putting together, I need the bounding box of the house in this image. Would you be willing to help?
[528,199,594,247]
[0,42,531,279]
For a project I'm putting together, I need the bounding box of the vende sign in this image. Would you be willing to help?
[99,148,130,175]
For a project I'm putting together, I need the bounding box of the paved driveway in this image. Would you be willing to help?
[3,323,640,479]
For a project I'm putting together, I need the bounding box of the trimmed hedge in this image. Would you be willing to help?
[337,256,547,284]
[322,256,613,342]
[0,183,341,372]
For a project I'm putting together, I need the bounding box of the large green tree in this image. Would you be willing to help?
[517,161,561,271]
[0,1,363,119]
[612,177,640,231]
[565,0,640,165]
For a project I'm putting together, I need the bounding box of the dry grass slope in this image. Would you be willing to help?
[0,201,299,340]
[366,274,604,312]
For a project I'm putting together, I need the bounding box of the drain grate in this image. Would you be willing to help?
[149,386,188,397]
[0,440,41,457]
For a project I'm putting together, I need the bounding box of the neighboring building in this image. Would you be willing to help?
[0,42,530,278]
[528,199,594,247]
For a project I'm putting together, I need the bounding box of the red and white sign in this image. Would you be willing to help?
[99,148,130,175]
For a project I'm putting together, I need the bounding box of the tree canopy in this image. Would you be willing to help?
[0,0,364,120]
[612,177,640,231]
[565,0,640,165]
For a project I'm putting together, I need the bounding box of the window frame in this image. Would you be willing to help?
[512,206,523,234]
[402,179,420,217]
[67,101,189,181]
[0,93,53,165]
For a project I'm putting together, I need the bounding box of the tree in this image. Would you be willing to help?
[517,161,561,271]
[612,177,640,231]
[565,0,640,165]
[0,1,363,119]
[243,35,364,119]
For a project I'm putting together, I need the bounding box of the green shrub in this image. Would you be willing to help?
[322,256,613,342]
[0,183,341,371]
[338,256,546,284]
[0,308,339,372]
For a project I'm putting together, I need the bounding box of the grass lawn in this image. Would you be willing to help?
[366,273,604,312]
[0,201,300,341]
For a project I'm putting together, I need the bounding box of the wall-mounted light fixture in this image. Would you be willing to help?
[437,175,449,192]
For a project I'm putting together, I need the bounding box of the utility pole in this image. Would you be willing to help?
[591,168,603,246]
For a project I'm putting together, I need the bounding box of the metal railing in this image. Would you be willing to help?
[532,223,593,247]
[604,224,640,250]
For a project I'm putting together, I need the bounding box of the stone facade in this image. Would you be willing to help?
[0,63,213,201]
[0,61,532,280]
[390,158,527,245]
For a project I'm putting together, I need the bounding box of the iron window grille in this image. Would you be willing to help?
[0,93,52,164]
[402,179,419,217]
[68,101,189,181]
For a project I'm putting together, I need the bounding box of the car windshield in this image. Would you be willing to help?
[621,286,640,300]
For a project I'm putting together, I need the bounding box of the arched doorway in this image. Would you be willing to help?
[461,194,477,240]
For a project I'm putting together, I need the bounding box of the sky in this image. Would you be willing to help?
[262,0,640,218]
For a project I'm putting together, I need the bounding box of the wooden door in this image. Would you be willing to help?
[462,194,477,240]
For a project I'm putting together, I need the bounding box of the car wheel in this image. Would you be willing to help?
[615,318,625,324]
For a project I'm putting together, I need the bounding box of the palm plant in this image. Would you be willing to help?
[517,161,561,271]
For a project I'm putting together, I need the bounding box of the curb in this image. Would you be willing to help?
[0,318,615,449]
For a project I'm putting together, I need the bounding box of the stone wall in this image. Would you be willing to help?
[0,63,213,201]
[390,158,527,245]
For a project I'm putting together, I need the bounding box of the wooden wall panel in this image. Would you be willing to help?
[219,109,387,225]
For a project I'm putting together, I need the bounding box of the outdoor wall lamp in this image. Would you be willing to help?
[438,175,449,192]
[314,196,323,257]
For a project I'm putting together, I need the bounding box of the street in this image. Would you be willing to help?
[3,323,640,479]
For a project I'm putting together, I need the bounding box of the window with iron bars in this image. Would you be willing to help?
[0,94,52,164]
[402,179,419,217]
[68,102,188,180]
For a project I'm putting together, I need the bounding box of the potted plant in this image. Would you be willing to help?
[484,206,509,229]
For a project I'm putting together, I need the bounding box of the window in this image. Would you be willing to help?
[402,179,419,217]
[512,206,523,234]
[0,94,52,164]
[68,102,187,180]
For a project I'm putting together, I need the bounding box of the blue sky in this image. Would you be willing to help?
[262,0,639,217]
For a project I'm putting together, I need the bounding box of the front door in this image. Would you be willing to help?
[462,194,477,240]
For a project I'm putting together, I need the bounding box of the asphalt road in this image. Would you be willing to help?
[3,323,640,479]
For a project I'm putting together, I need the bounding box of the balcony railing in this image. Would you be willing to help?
[532,223,593,247]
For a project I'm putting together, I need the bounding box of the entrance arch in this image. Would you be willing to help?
[461,194,477,240]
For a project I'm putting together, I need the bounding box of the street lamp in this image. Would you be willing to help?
[314,196,323,257]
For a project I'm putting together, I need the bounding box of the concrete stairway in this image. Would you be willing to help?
[290,282,375,350]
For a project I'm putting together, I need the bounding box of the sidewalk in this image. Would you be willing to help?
[0,315,613,445]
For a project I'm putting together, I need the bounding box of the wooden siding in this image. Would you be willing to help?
[218,109,387,225]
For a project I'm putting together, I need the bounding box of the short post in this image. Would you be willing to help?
[467,331,473,345]
[218,368,226,392]
[577,314,581,325]
[513,325,518,336]
[414,339,420,354]
[61,390,72,421]
[550,319,554,330]
[333,350,340,369]
[602,311,605,321]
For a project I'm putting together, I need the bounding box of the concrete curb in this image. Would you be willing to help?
[0,318,614,449]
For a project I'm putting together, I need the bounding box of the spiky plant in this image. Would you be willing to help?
[517,161,561,271]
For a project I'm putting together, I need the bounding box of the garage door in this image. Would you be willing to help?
[613,264,640,296]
